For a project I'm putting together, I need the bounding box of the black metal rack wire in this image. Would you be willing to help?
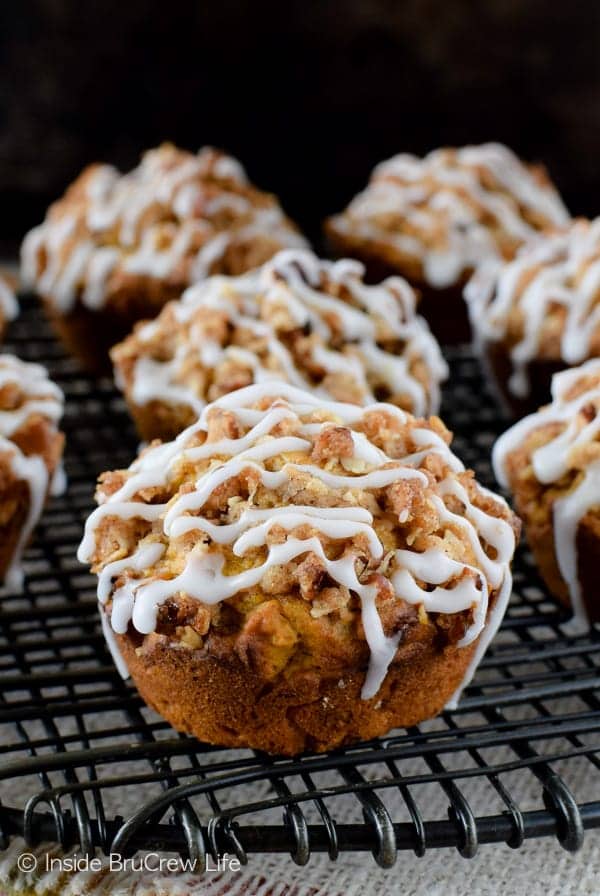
[1,297,600,870]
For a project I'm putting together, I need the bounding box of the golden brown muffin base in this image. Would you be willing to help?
[324,235,471,344]
[116,621,481,756]
[123,397,194,444]
[0,478,30,582]
[483,339,566,418]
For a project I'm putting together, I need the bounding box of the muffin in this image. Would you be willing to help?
[325,143,569,343]
[0,273,18,341]
[493,360,600,626]
[466,218,600,417]
[20,144,307,373]
[78,382,519,755]
[0,355,65,589]
[111,248,448,443]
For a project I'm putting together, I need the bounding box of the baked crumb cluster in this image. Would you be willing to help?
[466,218,600,398]
[0,275,18,340]
[0,355,65,587]
[79,383,517,699]
[494,360,600,625]
[20,143,307,314]
[112,249,448,441]
[326,143,568,289]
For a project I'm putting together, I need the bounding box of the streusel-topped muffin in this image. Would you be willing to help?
[325,143,569,342]
[79,382,518,754]
[494,360,600,626]
[466,218,600,416]
[0,274,18,341]
[112,249,448,442]
[21,144,307,372]
[0,355,65,588]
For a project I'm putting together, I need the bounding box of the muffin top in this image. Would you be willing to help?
[0,275,18,329]
[112,249,448,426]
[326,143,568,289]
[79,382,517,700]
[493,360,600,624]
[0,354,65,587]
[20,143,307,314]
[466,218,600,398]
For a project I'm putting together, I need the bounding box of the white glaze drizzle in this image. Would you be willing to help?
[119,249,447,419]
[20,145,308,313]
[466,219,600,398]
[97,542,166,606]
[493,359,600,626]
[79,383,515,699]
[329,143,569,288]
[99,607,131,679]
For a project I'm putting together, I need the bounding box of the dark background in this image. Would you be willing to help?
[1,0,599,252]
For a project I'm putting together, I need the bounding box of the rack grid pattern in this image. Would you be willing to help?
[1,299,599,869]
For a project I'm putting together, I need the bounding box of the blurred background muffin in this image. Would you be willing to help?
[466,218,600,416]
[325,144,568,342]
[21,145,306,372]
[493,361,600,626]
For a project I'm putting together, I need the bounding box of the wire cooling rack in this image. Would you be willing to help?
[1,297,600,871]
